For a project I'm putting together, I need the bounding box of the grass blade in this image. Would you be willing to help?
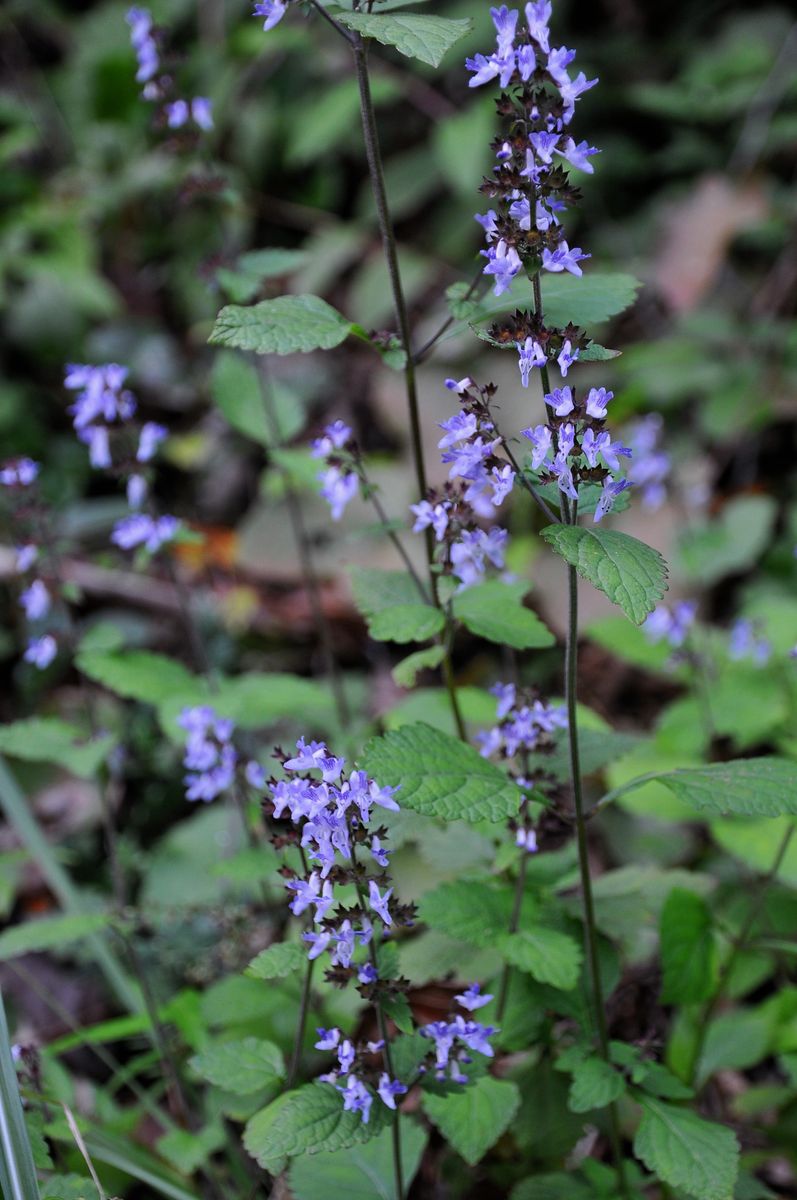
[0,989,42,1200]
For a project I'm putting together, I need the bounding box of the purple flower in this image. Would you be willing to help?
[127,474,147,509]
[1,459,39,487]
[15,545,38,574]
[378,1073,408,1110]
[137,422,168,463]
[625,415,670,509]
[466,52,502,88]
[522,423,552,469]
[192,97,214,131]
[444,377,474,395]
[450,527,508,588]
[311,420,352,459]
[358,962,378,984]
[454,983,494,1011]
[491,5,518,56]
[370,836,391,868]
[643,601,696,648]
[303,929,332,960]
[550,455,578,500]
[111,513,181,553]
[337,1039,356,1074]
[20,580,50,622]
[482,240,523,296]
[254,0,287,32]
[508,195,532,230]
[336,1075,372,1124]
[525,1,552,52]
[490,681,516,720]
[582,429,632,472]
[284,737,329,773]
[728,618,771,666]
[318,467,358,521]
[411,500,450,542]
[556,136,600,173]
[490,465,515,505]
[24,635,57,670]
[165,99,190,129]
[546,45,576,86]
[516,827,538,852]
[81,425,111,469]
[315,1027,341,1051]
[557,422,575,457]
[560,71,599,120]
[438,411,479,449]
[545,387,574,417]
[246,760,266,789]
[368,880,393,927]
[126,7,159,83]
[518,337,546,387]
[179,704,238,803]
[529,131,559,164]
[585,387,612,419]
[593,476,631,523]
[556,339,579,376]
[541,241,590,277]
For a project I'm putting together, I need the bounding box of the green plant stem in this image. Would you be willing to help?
[564,508,630,1197]
[286,957,316,1090]
[496,848,529,1022]
[688,823,795,1088]
[412,264,485,365]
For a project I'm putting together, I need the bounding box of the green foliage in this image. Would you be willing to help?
[77,648,195,704]
[289,1118,427,1200]
[677,496,776,585]
[361,723,521,822]
[189,1038,284,1095]
[633,1096,739,1200]
[500,927,582,990]
[0,719,114,779]
[0,914,110,962]
[391,645,446,687]
[418,879,515,946]
[654,758,797,818]
[244,1083,391,1170]
[660,889,717,1004]
[210,351,272,446]
[246,942,307,980]
[337,13,473,67]
[541,525,668,624]
[452,581,555,649]
[40,1176,92,1200]
[0,992,42,1200]
[368,604,444,644]
[209,295,355,355]
[422,1076,520,1165]
[567,1056,626,1113]
[465,272,642,334]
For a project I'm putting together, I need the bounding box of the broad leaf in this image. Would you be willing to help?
[510,1174,593,1200]
[211,351,270,446]
[246,942,307,981]
[289,1118,427,1200]
[189,1038,284,1095]
[367,603,444,644]
[656,758,797,818]
[465,272,641,333]
[545,728,641,781]
[361,723,521,822]
[209,295,354,355]
[244,1083,390,1168]
[338,13,472,67]
[0,913,110,961]
[634,1096,739,1200]
[349,566,423,615]
[0,719,114,779]
[452,581,555,650]
[423,1076,520,1165]
[567,1056,625,1113]
[500,927,582,991]
[541,525,668,625]
[391,646,445,688]
[77,649,195,704]
[418,879,516,948]
[660,889,717,1004]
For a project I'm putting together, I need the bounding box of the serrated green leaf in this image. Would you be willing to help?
[211,351,270,445]
[635,1060,694,1101]
[41,1174,92,1200]
[545,728,641,781]
[77,649,195,705]
[360,723,521,823]
[418,879,515,947]
[288,1118,427,1200]
[157,1124,226,1174]
[634,1096,739,1200]
[510,1173,593,1200]
[500,927,582,990]
[246,942,306,980]
[349,566,422,615]
[209,295,354,355]
[0,719,114,779]
[338,12,472,67]
[189,1038,284,1095]
[0,913,110,961]
[452,581,555,649]
[244,1083,390,1168]
[391,645,445,688]
[567,1056,625,1113]
[541,525,668,625]
[660,889,717,1005]
[657,758,797,818]
[465,272,641,333]
[368,603,444,644]
[422,1076,519,1165]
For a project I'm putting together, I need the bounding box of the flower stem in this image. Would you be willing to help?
[286,956,316,1090]
[496,848,529,1022]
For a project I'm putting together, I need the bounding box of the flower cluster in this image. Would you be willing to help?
[177,705,265,803]
[411,378,512,587]
[478,681,567,851]
[0,459,57,669]
[624,414,670,510]
[522,384,631,523]
[728,618,771,666]
[64,363,179,555]
[469,2,597,358]
[310,420,359,522]
[253,0,288,31]
[126,8,213,132]
[643,601,697,649]
[420,983,498,1083]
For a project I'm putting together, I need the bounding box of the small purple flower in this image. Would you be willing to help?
[525,1,552,52]
[246,760,266,789]
[491,5,518,57]
[254,0,288,32]
[593,476,631,523]
[529,131,559,164]
[522,423,552,470]
[546,45,576,86]
[411,500,450,542]
[490,465,515,505]
[127,474,147,509]
[728,618,771,666]
[165,99,190,129]
[454,983,494,1012]
[585,387,613,419]
[336,1075,372,1124]
[137,422,168,463]
[15,545,38,574]
[337,1039,356,1074]
[111,513,181,553]
[466,52,502,88]
[542,241,591,277]
[82,425,111,469]
[318,467,358,521]
[368,880,393,927]
[444,377,474,395]
[126,7,159,83]
[191,97,214,130]
[1,458,40,487]
[582,429,631,472]
[545,387,574,417]
[303,929,332,960]
[315,1027,341,1052]
[24,634,57,670]
[358,962,378,985]
[557,422,575,458]
[438,411,478,449]
[550,455,578,500]
[556,339,579,376]
[518,337,546,387]
[556,136,600,173]
[516,827,538,853]
[311,420,352,459]
[482,240,523,296]
[370,836,391,868]
[377,1073,408,1110]
[490,681,516,720]
[19,580,50,622]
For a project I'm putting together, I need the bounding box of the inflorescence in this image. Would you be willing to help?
[126,7,213,134]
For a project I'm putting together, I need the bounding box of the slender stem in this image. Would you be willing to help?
[688,823,795,1088]
[496,849,529,1021]
[308,0,355,43]
[412,264,486,365]
[498,432,561,525]
[287,957,316,1090]
[364,480,431,603]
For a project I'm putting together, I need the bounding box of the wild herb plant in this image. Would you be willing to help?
[1,3,797,1200]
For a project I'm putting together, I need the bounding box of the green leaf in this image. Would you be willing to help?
[0,991,42,1200]
[391,646,445,688]
[210,351,270,446]
[510,1174,593,1200]
[244,1083,390,1169]
[466,272,641,333]
[41,1175,92,1200]
[367,604,444,644]
[500,927,582,991]
[0,719,114,779]
[452,581,555,649]
[633,1096,739,1200]
[677,496,775,586]
[655,758,797,818]
[189,1038,284,1095]
[418,879,514,947]
[360,723,521,823]
[567,1056,626,1113]
[660,889,717,1004]
[337,12,472,67]
[545,728,641,781]
[246,942,307,981]
[422,1076,519,1165]
[77,649,195,705]
[541,525,668,625]
[289,1118,427,1200]
[349,566,422,615]
[0,914,110,961]
[209,295,355,355]
[216,248,309,303]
